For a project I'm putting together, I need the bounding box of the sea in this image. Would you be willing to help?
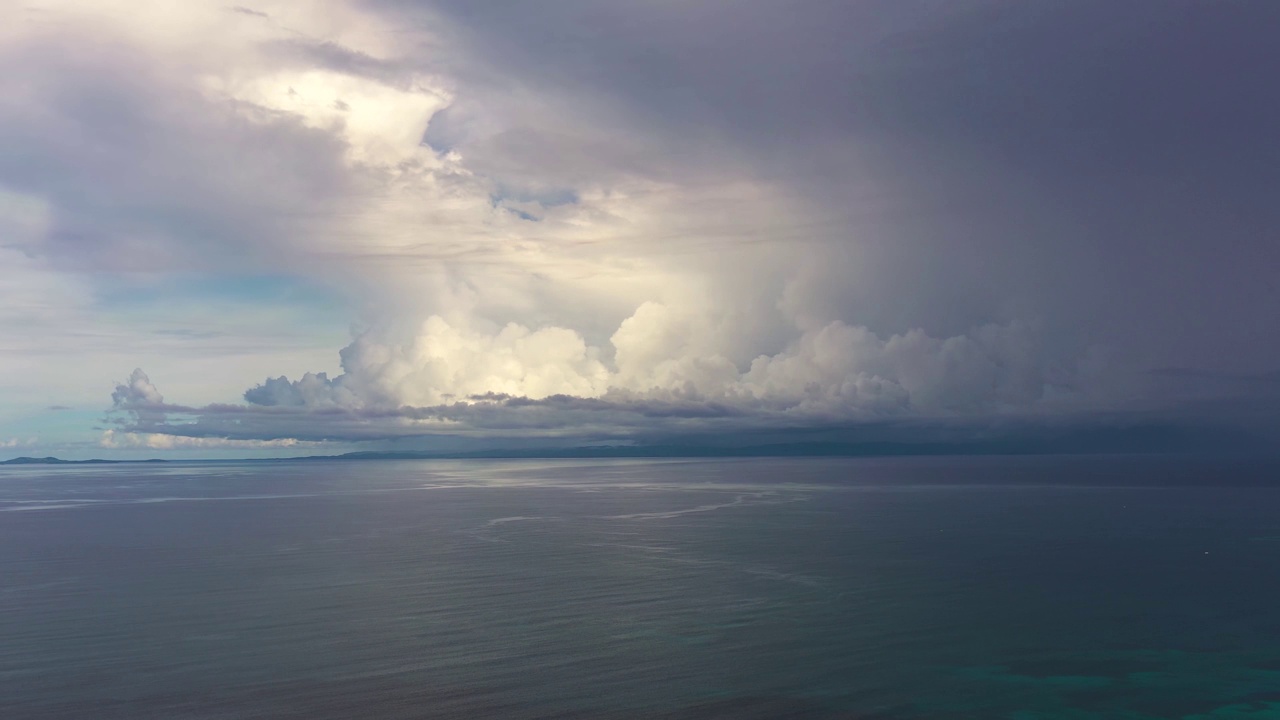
[2,456,1279,719]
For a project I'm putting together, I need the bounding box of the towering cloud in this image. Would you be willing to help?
[236,311,1109,421]
[111,369,164,408]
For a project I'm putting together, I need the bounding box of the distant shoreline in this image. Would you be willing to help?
[0,456,170,465]
[6,445,1279,466]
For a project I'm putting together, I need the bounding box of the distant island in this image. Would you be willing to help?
[0,456,167,465]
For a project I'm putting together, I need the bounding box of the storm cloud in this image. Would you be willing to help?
[2,1,1277,455]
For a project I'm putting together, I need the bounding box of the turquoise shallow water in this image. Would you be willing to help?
[2,456,1279,719]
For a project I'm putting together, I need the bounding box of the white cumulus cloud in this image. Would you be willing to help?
[99,430,316,450]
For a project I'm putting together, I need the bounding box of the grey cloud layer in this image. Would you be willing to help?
[107,368,1277,455]
[0,35,352,272]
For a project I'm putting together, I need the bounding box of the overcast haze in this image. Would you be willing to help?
[2,0,1277,458]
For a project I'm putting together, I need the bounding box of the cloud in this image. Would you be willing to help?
[111,369,165,407]
[97,315,1120,449]
[1,3,387,275]
[245,316,610,408]
[380,0,1280,375]
[4,1,1279,454]
[99,430,315,450]
[240,313,1106,419]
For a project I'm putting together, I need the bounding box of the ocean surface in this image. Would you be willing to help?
[2,456,1280,719]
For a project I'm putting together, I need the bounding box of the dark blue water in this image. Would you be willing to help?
[2,457,1279,719]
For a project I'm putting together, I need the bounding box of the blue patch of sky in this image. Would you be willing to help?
[0,409,102,449]
[94,273,350,340]
[421,107,463,155]
[87,273,354,374]
[96,274,344,312]
[489,187,580,222]
[421,129,452,155]
[503,187,579,208]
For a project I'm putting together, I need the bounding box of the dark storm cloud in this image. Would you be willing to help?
[10,0,1279,454]
[372,0,1280,374]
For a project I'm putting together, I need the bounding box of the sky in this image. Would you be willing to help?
[1,0,1278,459]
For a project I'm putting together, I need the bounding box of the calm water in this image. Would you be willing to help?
[2,457,1279,719]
